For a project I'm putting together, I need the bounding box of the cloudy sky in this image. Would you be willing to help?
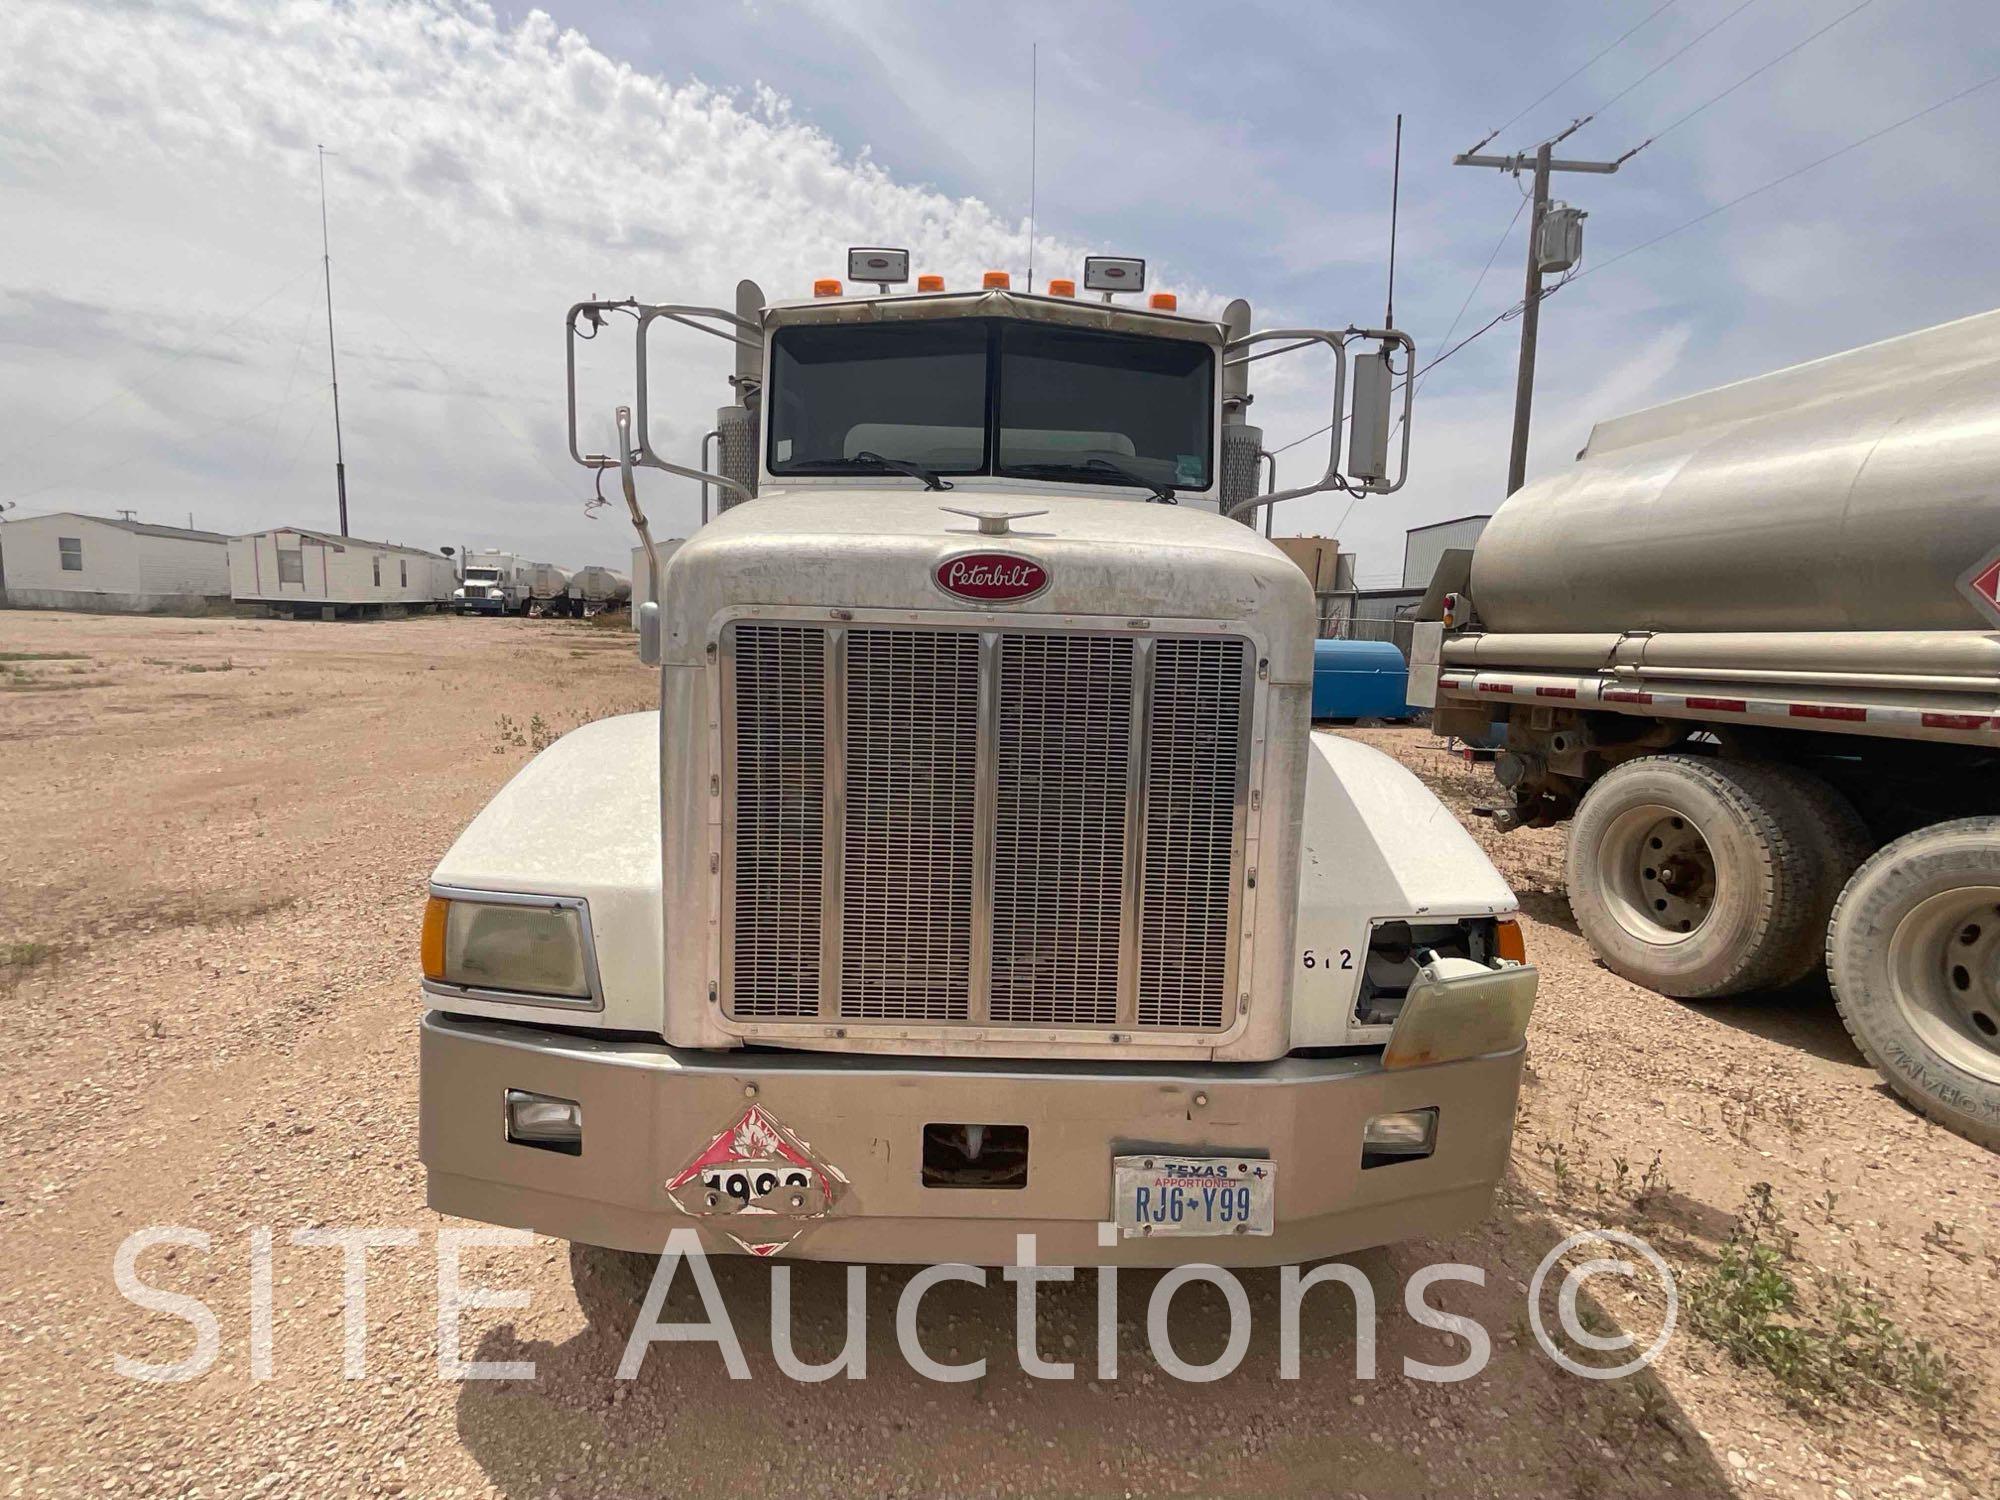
[1,0,1994,577]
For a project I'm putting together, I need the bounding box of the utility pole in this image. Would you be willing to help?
[1454,137,1621,494]
[317,145,350,537]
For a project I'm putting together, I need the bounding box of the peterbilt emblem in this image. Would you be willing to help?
[934,552,1050,604]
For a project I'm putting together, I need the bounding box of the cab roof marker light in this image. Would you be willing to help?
[1047,278,1076,297]
[812,278,843,298]
[917,274,945,292]
[1149,292,1178,311]
[983,270,1011,289]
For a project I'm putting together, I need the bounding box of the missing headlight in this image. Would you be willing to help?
[1354,918,1497,1027]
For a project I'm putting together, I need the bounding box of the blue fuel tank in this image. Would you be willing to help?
[1310,637,1411,721]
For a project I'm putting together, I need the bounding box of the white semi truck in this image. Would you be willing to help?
[418,252,1539,1266]
[456,552,569,614]
[455,551,529,615]
[1411,309,2000,1147]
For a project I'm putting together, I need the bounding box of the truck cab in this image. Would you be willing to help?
[418,253,1537,1265]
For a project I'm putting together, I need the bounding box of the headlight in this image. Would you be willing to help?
[422,892,594,1002]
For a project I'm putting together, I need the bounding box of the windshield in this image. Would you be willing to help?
[767,318,1213,492]
[464,568,499,582]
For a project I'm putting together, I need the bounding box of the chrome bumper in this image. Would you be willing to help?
[420,1013,1527,1266]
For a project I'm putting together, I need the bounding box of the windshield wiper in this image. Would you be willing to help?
[787,451,952,491]
[1007,458,1176,504]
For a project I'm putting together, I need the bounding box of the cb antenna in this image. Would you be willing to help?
[1385,113,1402,329]
[1026,42,1039,292]
[318,144,350,538]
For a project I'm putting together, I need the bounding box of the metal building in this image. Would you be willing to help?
[1401,514,1491,590]
[0,511,230,613]
[230,527,455,619]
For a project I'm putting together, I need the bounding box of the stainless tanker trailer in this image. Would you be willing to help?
[1413,308,2000,1146]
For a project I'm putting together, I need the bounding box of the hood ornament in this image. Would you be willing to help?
[939,505,1049,537]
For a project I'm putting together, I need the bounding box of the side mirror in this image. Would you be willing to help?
[1346,348,1394,487]
[636,601,662,666]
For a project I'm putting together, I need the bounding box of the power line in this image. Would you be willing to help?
[1464,1,1682,153]
[0,265,317,470]
[1272,64,1999,462]
[1567,68,2000,285]
[1267,296,1530,458]
[0,386,324,507]
[1560,0,1762,143]
[1615,0,1877,164]
[1418,197,1528,397]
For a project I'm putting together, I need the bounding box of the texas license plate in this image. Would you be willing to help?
[1112,1156,1275,1238]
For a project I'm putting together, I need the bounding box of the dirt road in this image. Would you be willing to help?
[2,613,1993,1497]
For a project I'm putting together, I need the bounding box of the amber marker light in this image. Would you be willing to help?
[812,278,843,297]
[1495,919,1528,964]
[1047,278,1076,297]
[917,274,945,291]
[1149,292,1178,311]
[983,270,1011,289]
[421,896,450,981]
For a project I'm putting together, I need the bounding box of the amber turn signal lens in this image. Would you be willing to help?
[1495,919,1527,964]
[421,896,450,980]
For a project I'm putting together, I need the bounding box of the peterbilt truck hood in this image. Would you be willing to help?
[657,489,1316,680]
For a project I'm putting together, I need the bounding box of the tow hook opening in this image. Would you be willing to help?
[922,1123,1029,1189]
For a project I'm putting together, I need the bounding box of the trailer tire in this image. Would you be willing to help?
[1567,755,1863,999]
[1827,818,2000,1149]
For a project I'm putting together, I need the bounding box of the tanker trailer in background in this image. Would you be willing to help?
[524,562,574,614]
[562,564,630,617]
[1412,308,2000,1146]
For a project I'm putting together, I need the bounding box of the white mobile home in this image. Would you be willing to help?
[0,512,231,613]
[230,527,455,619]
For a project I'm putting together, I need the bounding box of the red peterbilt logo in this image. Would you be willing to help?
[934,552,1050,603]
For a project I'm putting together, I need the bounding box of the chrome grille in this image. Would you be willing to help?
[727,623,825,1017]
[1138,638,1247,1028]
[991,634,1133,1025]
[840,629,979,1020]
[723,622,1250,1033]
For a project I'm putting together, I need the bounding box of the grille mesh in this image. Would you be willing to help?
[990,634,1134,1025]
[1138,638,1247,1029]
[839,630,979,1020]
[728,624,825,1017]
[726,623,1247,1033]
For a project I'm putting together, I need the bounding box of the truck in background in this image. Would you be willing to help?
[1411,309,2000,1147]
[455,551,567,615]
[416,249,1542,1269]
[455,550,528,614]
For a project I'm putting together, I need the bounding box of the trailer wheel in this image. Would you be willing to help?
[1567,756,1865,998]
[1828,818,2000,1148]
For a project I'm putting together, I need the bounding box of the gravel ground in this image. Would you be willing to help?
[1,611,1994,1498]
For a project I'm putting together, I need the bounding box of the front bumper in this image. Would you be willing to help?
[420,1013,1527,1265]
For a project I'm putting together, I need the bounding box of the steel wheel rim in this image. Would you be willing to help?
[1599,804,1717,947]
[1886,886,2000,1084]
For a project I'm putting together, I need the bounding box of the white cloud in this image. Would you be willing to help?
[0,0,1217,561]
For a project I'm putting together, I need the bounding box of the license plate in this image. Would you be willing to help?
[1112,1155,1275,1238]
